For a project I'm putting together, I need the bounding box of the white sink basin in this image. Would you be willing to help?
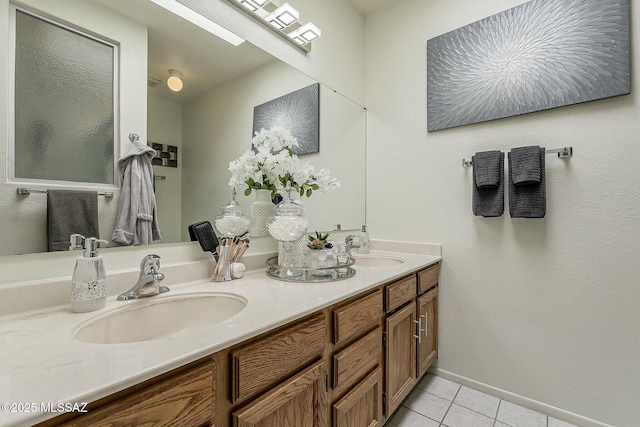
[352,254,405,267]
[74,292,247,344]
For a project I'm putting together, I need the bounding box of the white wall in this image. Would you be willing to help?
[0,0,147,255]
[365,1,640,426]
[148,96,182,244]
[0,0,364,281]
[177,0,366,105]
[182,60,366,238]
[181,60,315,240]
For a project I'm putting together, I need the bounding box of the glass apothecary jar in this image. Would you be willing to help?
[266,189,309,278]
[214,188,250,237]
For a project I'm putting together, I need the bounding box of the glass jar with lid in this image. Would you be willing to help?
[214,187,250,237]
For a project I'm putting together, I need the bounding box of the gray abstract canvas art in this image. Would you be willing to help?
[253,83,320,155]
[427,0,630,132]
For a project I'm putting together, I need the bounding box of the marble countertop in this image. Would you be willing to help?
[0,248,440,427]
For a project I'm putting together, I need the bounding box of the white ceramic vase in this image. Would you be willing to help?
[306,248,337,277]
[249,189,275,237]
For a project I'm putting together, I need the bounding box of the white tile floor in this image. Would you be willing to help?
[385,374,579,427]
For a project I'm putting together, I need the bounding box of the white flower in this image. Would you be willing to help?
[228,126,339,198]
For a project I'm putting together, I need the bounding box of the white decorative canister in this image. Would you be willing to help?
[249,189,275,237]
[307,249,337,277]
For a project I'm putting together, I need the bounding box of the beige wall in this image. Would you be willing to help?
[365,1,640,426]
[181,60,314,240]
[177,0,366,105]
[148,96,182,244]
[181,59,366,238]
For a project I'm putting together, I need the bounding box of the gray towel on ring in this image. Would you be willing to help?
[510,145,542,185]
[473,150,502,188]
[508,147,546,218]
[47,190,99,251]
[472,151,504,217]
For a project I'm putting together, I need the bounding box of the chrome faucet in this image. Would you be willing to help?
[117,254,169,301]
[345,235,361,255]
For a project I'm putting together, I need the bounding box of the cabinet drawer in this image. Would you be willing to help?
[333,290,383,346]
[232,360,328,427]
[385,275,417,313]
[231,313,326,403]
[60,362,214,427]
[332,326,382,392]
[333,367,383,427]
[417,263,439,294]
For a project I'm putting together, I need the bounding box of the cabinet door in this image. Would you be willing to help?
[58,361,215,427]
[232,360,328,427]
[384,303,417,416]
[417,288,438,378]
[333,367,383,427]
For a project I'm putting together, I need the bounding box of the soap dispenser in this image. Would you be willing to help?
[360,225,370,254]
[71,236,109,313]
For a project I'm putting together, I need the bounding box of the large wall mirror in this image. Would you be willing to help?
[1,0,366,256]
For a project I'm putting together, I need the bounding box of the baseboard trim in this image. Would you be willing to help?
[428,367,614,427]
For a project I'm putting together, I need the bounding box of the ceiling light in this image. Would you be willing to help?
[167,69,183,92]
[266,3,299,29]
[288,22,321,45]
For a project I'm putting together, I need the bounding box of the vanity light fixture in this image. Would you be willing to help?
[266,3,299,29]
[167,69,183,92]
[236,0,271,11]
[288,22,321,45]
[225,0,320,52]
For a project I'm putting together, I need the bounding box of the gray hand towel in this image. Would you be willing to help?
[508,147,546,218]
[473,150,502,187]
[47,190,99,251]
[510,145,542,185]
[472,151,504,217]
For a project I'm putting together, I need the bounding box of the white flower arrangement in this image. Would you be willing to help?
[228,126,340,198]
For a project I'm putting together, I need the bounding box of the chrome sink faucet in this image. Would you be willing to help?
[117,254,169,301]
[345,235,361,255]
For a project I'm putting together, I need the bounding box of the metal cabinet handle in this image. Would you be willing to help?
[422,314,428,338]
[414,317,426,344]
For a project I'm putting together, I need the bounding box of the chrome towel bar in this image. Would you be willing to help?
[16,188,114,198]
[462,146,572,167]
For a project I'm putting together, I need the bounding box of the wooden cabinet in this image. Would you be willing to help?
[231,313,326,403]
[385,275,416,313]
[41,260,439,427]
[332,327,382,393]
[57,361,215,427]
[384,303,417,416]
[417,287,438,378]
[383,263,440,417]
[232,360,328,427]
[333,367,383,427]
[333,290,382,346]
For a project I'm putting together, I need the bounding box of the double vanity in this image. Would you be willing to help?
[0,244,441,427]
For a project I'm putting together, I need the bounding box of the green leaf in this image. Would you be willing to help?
[244,188,252,196]
[306,188,312,197]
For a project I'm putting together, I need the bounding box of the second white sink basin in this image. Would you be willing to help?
[352,254,405,267]
[74,292,247,344]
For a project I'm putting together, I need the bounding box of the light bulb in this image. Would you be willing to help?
[167,70,183,92]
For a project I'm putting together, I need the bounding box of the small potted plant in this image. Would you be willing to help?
[306,231,337,277]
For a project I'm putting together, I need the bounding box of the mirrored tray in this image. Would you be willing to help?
[265,256,357,283]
